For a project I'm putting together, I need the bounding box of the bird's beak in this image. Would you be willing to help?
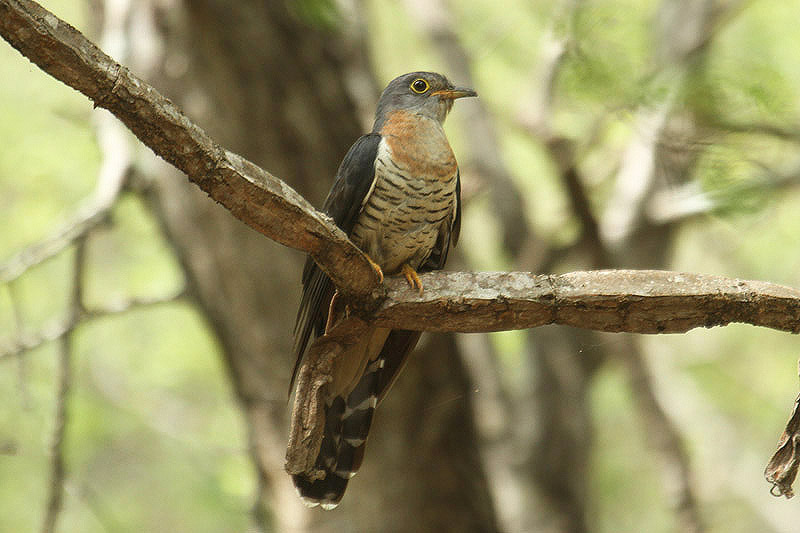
[432,86,478,100]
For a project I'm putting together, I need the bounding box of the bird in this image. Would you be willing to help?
[285,71,476,509]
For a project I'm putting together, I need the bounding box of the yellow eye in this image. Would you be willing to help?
[410,78,430,94]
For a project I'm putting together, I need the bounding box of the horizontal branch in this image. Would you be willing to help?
[0,0,380,297]
[372,270,800,334]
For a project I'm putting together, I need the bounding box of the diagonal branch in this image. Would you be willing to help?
[0,0,380,298]
[0,199,111,284]
[620,336,704,532]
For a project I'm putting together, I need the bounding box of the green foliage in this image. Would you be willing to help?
[560,0,656,109]
[289,0,340,30]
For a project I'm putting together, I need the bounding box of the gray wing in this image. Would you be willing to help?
[290,133,382,390]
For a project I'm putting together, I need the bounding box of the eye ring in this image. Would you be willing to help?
[410,78,430,94]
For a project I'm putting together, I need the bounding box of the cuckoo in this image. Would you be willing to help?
[286,71,477,509]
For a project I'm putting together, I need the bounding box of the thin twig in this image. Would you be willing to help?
[547,137,611,266]
[0,291,187,361]
[40,237,86,533]
[0,201,111,284]
[6,282,32,409]
[0,110,128,284]
[713,120,800,144]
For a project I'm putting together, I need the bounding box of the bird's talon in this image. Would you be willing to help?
[401,264,424,295]
[365,254,384,283]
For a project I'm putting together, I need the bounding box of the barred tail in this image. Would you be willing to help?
[291,357,383,509]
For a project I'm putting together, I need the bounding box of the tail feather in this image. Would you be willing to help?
[291,358,383,509]
[292,469,348,510]
[288,330,423,508]
[375,330,422,403]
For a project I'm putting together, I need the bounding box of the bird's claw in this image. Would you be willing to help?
[365,254,384,283]
[401,263,423,296]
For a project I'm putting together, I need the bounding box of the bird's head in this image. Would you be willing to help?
[373,71,477,130]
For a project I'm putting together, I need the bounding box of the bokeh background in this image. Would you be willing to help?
[2,0,800,531]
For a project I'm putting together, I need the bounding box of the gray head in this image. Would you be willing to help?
[372,71,477,131]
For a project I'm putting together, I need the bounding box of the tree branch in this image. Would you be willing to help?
[0,0,380,298]
[0,291,187,361]
[0,199,110,284]
[40,236,86,533]
[373,270,800,334]
[0,114,129,283]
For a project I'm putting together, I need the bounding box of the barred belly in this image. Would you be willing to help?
[350,136,457,274]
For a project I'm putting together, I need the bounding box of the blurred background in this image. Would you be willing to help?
[2,0,800,531]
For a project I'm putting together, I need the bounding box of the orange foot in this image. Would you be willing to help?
[401,263,423,296]
[365,253,384,283]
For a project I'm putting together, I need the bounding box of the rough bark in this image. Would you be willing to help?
[374,270,800,334]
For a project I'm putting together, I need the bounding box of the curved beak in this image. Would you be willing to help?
[432,86,478,100]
